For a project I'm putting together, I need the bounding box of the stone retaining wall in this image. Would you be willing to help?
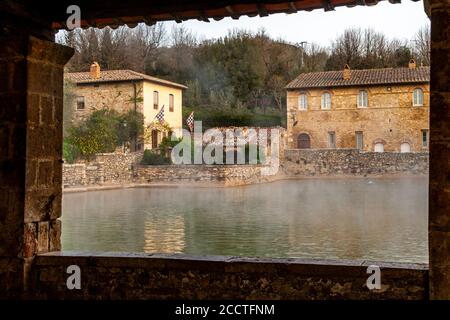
[62,149,429,188]
[32,252,428,300]
[63,152,143,187]
[62,164,86,187]
[133,164,270,186]
[62,152,275,188]
[283,149,429,176]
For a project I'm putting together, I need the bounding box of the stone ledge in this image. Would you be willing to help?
[36,251,428,270]
[31,252,428,300]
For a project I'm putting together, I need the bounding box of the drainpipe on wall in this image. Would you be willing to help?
[132,81,137,151]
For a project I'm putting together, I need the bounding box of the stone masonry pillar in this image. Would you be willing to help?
[429,0,450,299]
[0,15,73,297]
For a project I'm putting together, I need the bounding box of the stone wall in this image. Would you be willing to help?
[67,81,144,123]
[0,28,74,297]
[62,152,143,188]
[134,164,271,186]
[62,148,429,189]
[283,149,429,176]
[31,253,428,300]
[61,164,86,187]
[95,152,143,184]
[428,1,450,299]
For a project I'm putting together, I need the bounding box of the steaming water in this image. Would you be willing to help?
[62,178,428,263]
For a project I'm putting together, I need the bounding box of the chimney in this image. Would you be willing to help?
[90,62,100,79]
[408,59,416,69]
[343,64,351,80]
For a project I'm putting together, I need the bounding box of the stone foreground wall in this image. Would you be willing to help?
[32,253,428,300]
[283,149,429,176]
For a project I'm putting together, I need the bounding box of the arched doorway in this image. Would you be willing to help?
[297,133,311,149]
[374,143,384,153]
[400,142,411,153]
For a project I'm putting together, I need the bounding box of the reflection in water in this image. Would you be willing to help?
[144,216,185,253]
[62,178,428,263]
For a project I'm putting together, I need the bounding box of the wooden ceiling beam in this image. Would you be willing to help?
[170,12,183,23]
[257,4,269,17]
[288,2,298,14]
[143,16,156,26]
[365,0,380,6]
[30,0,398,29]
[225,5,240,19]
[197,10,210,22]
[323,0,335,11]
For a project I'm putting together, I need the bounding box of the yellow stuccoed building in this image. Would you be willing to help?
[66,62,187,151]
[285,61,430,152]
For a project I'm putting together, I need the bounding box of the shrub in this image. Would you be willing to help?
[65,108,144,161]
[63,140,80,164]
[116,110,144,147]
[141,149,171,165]
[182,106,283,131]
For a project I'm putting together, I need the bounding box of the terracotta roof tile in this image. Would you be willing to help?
[286,66,430,89]
[66,69,188,89]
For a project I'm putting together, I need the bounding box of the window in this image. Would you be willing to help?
[76,96,85,110]
[328,131,336,149]
[153,91,159,109]
[413,88,424,106]
[355,131,363,150]
[400,142,411,153]
[422,129,429,148]
[321,92,331,110]
[169,94,174,112]
[358,90,368,108]
[374,143,384,153]
[298,94,307,111]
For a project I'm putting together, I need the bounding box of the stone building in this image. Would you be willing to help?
[286,61,430,152]
[66,62,187,150]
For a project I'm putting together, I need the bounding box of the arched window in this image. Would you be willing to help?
[400,142,411,153]
[413,88,424,106]
[374,143,384,153]
[358,90,368,108]
[297,133,311,149]
[321,92,331,110]
[298,94,307,111]
[169,94,174,112]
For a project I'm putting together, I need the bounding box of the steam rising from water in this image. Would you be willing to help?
[62,178,428,263]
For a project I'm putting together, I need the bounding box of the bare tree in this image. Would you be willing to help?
[171,25,197,48]
[412,24,431,66]
[327,28,363,69]
[59,23,166,72]
[302,43,328,72]
[361,29,390,68]
[128,23,167,72]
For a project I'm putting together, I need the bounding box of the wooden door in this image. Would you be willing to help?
[297,134,311,149]
[151,130,158,149]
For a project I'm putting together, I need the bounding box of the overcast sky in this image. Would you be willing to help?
[165,0,429,46]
